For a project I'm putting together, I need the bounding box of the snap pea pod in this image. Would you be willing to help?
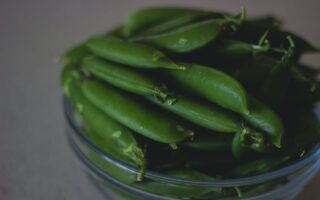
[258,37,295,110]
[81,80,193,145]
[85,130,135,165]
[62,43,90,65]
[148,94,243,133]
[105,25,126,38]
[166,62,250,115]
[86,36,183,70]
[61,65,146,180]
[183,134,232,152]
[219,179,283,200]
[137,12,225,37]
[237,179,283,199]
[242,97,284,148]
[232,132,255,161]
[236,22,318,56]
[124,7,206,36]
[231,55,276,91]
[135,169,218,199]
[212,33,270,62]
[87,151,138,185]
[82,56,174,103]
[232,155,290,177]
[132,19,228,53]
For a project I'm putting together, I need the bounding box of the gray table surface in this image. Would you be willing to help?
[0,0,319,199]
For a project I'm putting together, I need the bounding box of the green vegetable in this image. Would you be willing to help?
[258,37,295,110]
[232,132,255,161]
[242,97,284,148]
[62,43,90,65]
[183,134,232,152]
[212,31,270,62]
[124,7,206,36]
[232,155,290,177]
[86,36,184,70]
[137,12,223,37]
[166,62,250,115]
[82,56,174,103]
[82,80,194,145]
[135,170,218,199]
[132,19,227,53]
[60,7,320,195]
[61,65,146,181]
[148,94,243,133]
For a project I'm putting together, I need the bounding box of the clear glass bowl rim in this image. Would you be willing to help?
[63,97,320,187]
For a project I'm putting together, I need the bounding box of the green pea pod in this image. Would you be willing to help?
[60,65,146,181]
[81,80,193,145]
[124,7,206,36]
[219,179,283,200]
[87,151,137,185]
[148,94,243,133]
[232,155,290,177]
[183,134,232,152]
[85,130,135,165]
[132,19,228,53]
[135,169,218,199]
[166,62,250,115]
[212,37,270,62]
[138,12,224,37]
[236,22,318,56]
[82,56,174,103]
[258,37,295,110]
[231,55,276,91]
[62,43,90,65]
[86,36,183,70]
[232,132,255,161]
[238,179,283,199]
[105,25,126,38]
[242,97,284,148]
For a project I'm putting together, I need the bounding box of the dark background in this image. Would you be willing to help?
[0,0,319,199]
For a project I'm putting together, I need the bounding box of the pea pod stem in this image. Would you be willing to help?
[224,7,246,28]
[252,30,270,55]
[239,128,273,153]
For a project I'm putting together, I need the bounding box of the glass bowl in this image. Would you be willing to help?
[63,97,320,200]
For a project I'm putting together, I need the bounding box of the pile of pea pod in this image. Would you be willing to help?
[61,6,320,199]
